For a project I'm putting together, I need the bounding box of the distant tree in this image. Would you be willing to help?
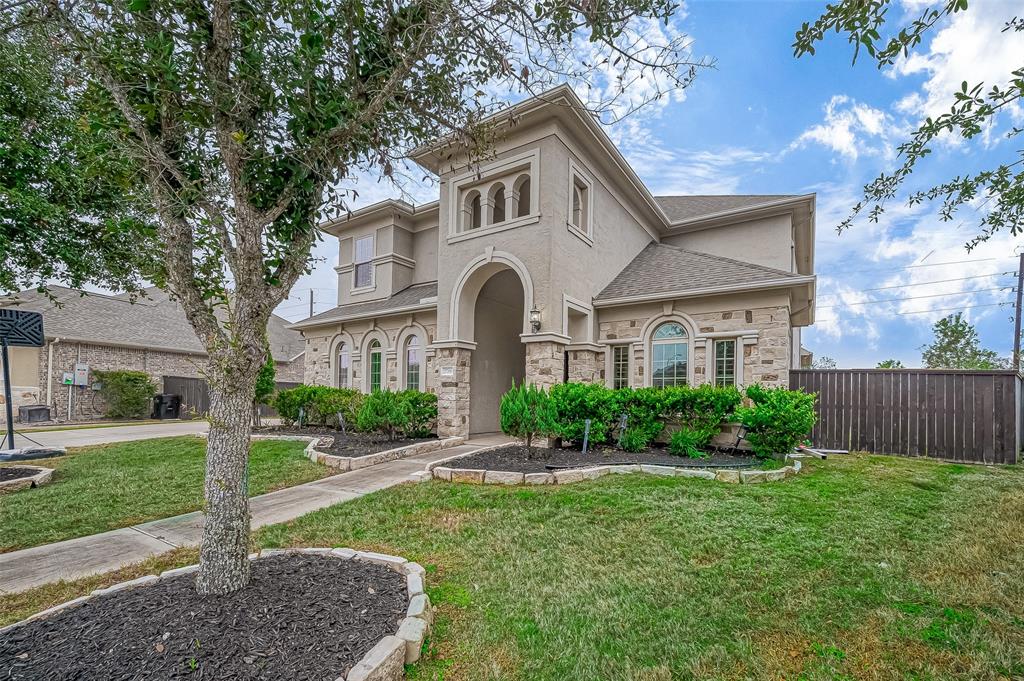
[811,356,837,369]
[877,359,905,368]
[794,2,1024,248]
[921,313,1009,369]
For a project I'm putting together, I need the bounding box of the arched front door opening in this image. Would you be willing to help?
[469,268,525,434]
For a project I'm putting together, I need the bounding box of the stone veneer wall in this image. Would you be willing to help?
[598,304,792,388]
[524,341,564,391]
[434,347,470,437]
[566,349,604,384]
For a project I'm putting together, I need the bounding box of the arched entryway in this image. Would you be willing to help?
[469,269,525,434]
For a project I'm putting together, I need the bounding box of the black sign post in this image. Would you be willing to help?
[0,309,44,450]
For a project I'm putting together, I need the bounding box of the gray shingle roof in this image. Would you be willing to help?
[654,195,797,223]
[0,286,304,362]
[291,282,438,328]
[596,242,809,302]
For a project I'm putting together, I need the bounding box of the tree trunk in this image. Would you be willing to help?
[196,376,256,595]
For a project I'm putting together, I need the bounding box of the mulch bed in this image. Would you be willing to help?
[255,426,435,457]
[0,467,40,482]
[449,444,762,474]
[0,554,408,680]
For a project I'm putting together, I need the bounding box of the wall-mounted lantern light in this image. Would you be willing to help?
[529,306,542,333]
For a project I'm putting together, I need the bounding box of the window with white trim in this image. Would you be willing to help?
[337,342,350,389]
[571,179,588,232]
[612,345,630,390]
[368,340,382,392]
[353,235,374,289]
[405,335,421,391]
[651,322,688,388]
[714,339,736,387]
[514,175,531,218]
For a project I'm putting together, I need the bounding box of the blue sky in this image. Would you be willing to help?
[276,0,1024,369]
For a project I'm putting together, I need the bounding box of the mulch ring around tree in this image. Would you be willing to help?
[0,467,41,482]
[449,444,763,474]
[0,554,408,680]
[256,426,435,457]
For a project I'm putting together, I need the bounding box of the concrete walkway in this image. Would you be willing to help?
[0,439,500,593]
[9,421,209,449]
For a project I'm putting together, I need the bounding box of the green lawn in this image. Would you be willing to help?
[0,436,328,552]
[3,454,1022,679]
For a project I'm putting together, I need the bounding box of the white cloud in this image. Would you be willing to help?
[624,143,774,195]
[790,95,901,160]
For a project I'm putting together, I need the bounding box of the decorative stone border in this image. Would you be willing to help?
[0,465,54,494]
[0,547,432,681]
[414,444,803,486]
[205,431,466,472]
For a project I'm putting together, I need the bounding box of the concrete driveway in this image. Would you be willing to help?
[9,421,209,449]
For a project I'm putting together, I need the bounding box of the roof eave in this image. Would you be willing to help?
[318,200,440,236]
[663,194,816,232]
[593,275,817,308]
[288,302,438,330]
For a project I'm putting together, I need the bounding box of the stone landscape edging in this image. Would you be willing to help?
[0,547,433,681]
[203,431,466,472]
[0,465,55,494]
[420,447,803,486]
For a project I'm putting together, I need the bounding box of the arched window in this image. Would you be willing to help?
[368,339,382,392]
[405,335,421,391]
[490,184,506,224]
[337,342,350,389]
[651,322,688,388]
[464,191,482,231]
[514,176,531,218]
[572,185,582,227]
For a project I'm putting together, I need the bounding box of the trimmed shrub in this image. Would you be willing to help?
[400,390,437,438]
[356,389,409,441]
[93,370,156,419]
[549,382,615,445]
[610,387,667,446]
[668,426,712,458]
[499,382,555,452]
[271,385,363,428]
[662,384,742,449]
[735,384,817,459]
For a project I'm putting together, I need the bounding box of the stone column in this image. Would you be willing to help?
[524,340,564,391]
[567,349,604,384]
[435,347,472,438]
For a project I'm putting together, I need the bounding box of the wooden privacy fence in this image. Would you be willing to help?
[790,369,1021,464]
[161,376,300,418]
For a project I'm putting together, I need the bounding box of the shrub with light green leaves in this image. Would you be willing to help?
[400,390,437,438]
[271,385,363,428]
[356,389,410,441]
[93,370,156,419]
[736,384,817,459]
[668,426,712,458]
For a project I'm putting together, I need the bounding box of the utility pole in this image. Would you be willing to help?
[1014,252,1023,372]
[309,288,314,318]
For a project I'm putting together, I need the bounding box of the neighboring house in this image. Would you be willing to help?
[0,286,305,422]
[292,85,816,437]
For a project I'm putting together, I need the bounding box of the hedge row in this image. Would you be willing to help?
[271,385,437,440]
[501,381,816,459]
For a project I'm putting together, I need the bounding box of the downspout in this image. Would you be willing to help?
[46,338,60,413]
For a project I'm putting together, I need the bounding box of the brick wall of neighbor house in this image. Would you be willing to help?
[598,303,792,388]
[274,358,305,383]
[38,341,208,421]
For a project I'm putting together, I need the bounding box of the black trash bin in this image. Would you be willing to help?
[152,394,182,419]
[18,405,51,423]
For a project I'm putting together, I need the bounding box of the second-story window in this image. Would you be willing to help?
[353,235,374,289]
[571,177,590,234]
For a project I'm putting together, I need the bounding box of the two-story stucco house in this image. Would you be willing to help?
[292,85,816,438]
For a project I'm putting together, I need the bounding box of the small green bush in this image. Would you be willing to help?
[610,387,667,445]
[736,384,817,459]
[356,389,409,441]
[668,426,712,458]
[550,382,615,445]
[500,382,555,452]
[400,390,437,438]
[271,385,363,428]
[94,370,156,419]
[618,428,651,453]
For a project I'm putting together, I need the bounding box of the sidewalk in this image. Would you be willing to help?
[0,440,498,593]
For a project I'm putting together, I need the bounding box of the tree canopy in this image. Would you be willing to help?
[794,1,1023,248]
[920,313,1008,369]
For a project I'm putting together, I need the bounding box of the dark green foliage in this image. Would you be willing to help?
[499,382,556,451]
[253,350,276,407]
[921,313,1008,369]
[610,387,667,445]
[93,370,156,419]
[607,384,740,451]
[400,391,438,438]
[272,385,363,428]
[736,384,818,459]
[549,382,615,445]
[356,389,409,441]
[668,426,711,459]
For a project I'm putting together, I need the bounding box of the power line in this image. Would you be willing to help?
[817,271,1015,298]
[817,286,1014,310]
[825,256,1017,277]
[815,300,1013,323]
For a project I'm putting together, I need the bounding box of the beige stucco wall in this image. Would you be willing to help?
[662,214,795,273]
